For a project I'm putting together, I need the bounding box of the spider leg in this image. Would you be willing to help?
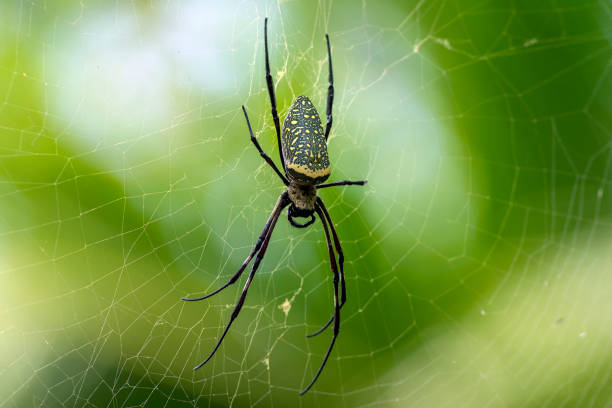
[264,17,285,172]
[324,34,334,140]
[242,106,289,186]
[192,192,289,370]
[307,314,334,338]
[181,193,289,302]
[317,179,367,189]
[288,211,316,229]
[300,203,340,395]
[307,198,345,338]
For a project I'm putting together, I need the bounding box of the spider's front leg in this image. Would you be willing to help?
[181,192,289,302]
[306,180,367,336]
[182,192,290,371]
[306,198,346,338]
[300,201,341,395]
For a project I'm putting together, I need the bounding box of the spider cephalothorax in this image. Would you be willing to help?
[182,18,366,395]
[287,183,317,227]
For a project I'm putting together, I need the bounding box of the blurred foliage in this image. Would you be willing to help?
[1,0,612,407]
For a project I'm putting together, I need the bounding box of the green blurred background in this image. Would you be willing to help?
[1,0,612,406]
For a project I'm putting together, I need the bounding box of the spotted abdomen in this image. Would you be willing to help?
[281,95,331,185]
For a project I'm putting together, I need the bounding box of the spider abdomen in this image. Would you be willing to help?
[281,95,331,185]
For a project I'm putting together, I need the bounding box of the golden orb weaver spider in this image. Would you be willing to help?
[182,18,367,395]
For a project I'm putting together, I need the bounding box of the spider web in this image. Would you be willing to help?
[1,0,612,406]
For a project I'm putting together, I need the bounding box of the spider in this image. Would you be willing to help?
[182,18,366,395]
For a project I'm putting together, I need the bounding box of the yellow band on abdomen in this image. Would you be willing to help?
[287,163,331,180]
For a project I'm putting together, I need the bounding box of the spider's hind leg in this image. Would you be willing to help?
[264,17,285,172]
[324,34,334,140]
[242,105,288,186]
